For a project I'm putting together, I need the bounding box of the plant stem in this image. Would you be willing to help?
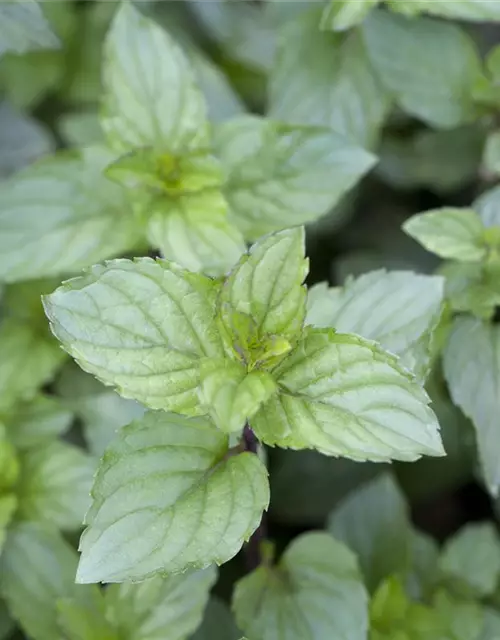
[243,423,267,571]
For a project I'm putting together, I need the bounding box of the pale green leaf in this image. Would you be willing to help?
[327,473,411,591]
[320,0,380,32]
[480,608,500,640]
[0,147,140,282]
[0,100,54,178]
[76,411,269,583]
[59,111,103,148]
[440,522,500,598]
[214,116,376,239]
[443,317,500,495]
[0,0,60,57]
[406,530,439,600]
[362,10,481,128]
[57,587,117,640]
[483,130,500,177]
[191,597,241,640]
[0,318,65,413]
[439,261,500,320]
[199,359,277,433]
[145,190,245,276]
[269,8,390,147]
[5,394,73,449]
[188,1,275,73]
[251,328,444,462]
[105,568,216,640]
[0,495,17,554]
[0,523,86,640]
[232,532,368,640]
[220,227,308,343]
[475,184,500,228]
[17,440,94,531]
[403,208,486,262]
[44,258,224,414]
[394,0,500,22]
[307,270,444,379]
[102,2,208,152]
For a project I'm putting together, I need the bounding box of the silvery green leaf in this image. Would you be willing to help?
[16,441,94,531]
[214,116,376,239]
[220,227,308,342]
[474,184,500,228]
[391,0,500,21]
[251,328,444,462]
[0,100,54,178]
[102,2,208,152]
[0,147,140,282]
[104,567,217,640]
[232,532,368,640]
[328,473,411,591]
[320,0,380,31]
[0,0,60,57]
[269,8,390,147]
[362,10,481,128]
[444,317,500,495]
[76,411,269,583]
[307,270,445,379]
[439,522,500,597]
[44,258,224,414]
[146,190,245,276]
[403,208,487,262]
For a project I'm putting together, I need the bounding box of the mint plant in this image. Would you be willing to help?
[4,1,500,639]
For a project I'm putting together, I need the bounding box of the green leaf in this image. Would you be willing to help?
[102,2,208,152]
[475,184,500,229]
[0,318,65,413]
[16,440,94,531]
[220,227,308,345]
[5,394,73,449]
[443,317,500,495]
[439,522,500,598]
[403,208,487,262]
[104,568,216,640]
[480,608,500,640]
[327,473,411,591]
[0,0,60,57]
[483,130,500,177]
[269,8,390,147]
[0,601,14,640]
[439,261,500,320]
[59,111,103,148]
[251,328,444,462]
[199,359,277,433]
[362,10,481,128]
[393,0,500,22]
[44,258,224,414]
[0,147,140,282]
[57,587,117,640]
[76,411,269,583]
[232,532,368,640]
[0,495,17,555]
[191,597,241,640]
[0,523,86,640]
[320,0,380,31]
[407,530,439,600]
[307,270,444,379]
[432,590,483,640]
[214,116,376,239]
[0,100,54,178]
[145,189,245,276]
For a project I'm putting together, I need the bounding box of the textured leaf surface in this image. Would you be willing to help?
[104,567,216,640]
[307,270,444,379]
[215,116,375,239]
[44,258,224,414]
[399,0,500,21]
[251,329,444,462]
[146,190,245,276]
[0,319,65,413]
[443,317,500,495]
[0,523,83,640]
[102,2,208,152]
[403,208,486,262]
[439,522,500,597]
[362,10,480,128]
[17,441,94,531]
[220,227,308,343]
[77,412,269,583]
[199,359,277,433]
[328,473,411,591]
[0,0,59,57]
[269,8,390,147]
[232,532,368,640]
[0,148,139,282]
